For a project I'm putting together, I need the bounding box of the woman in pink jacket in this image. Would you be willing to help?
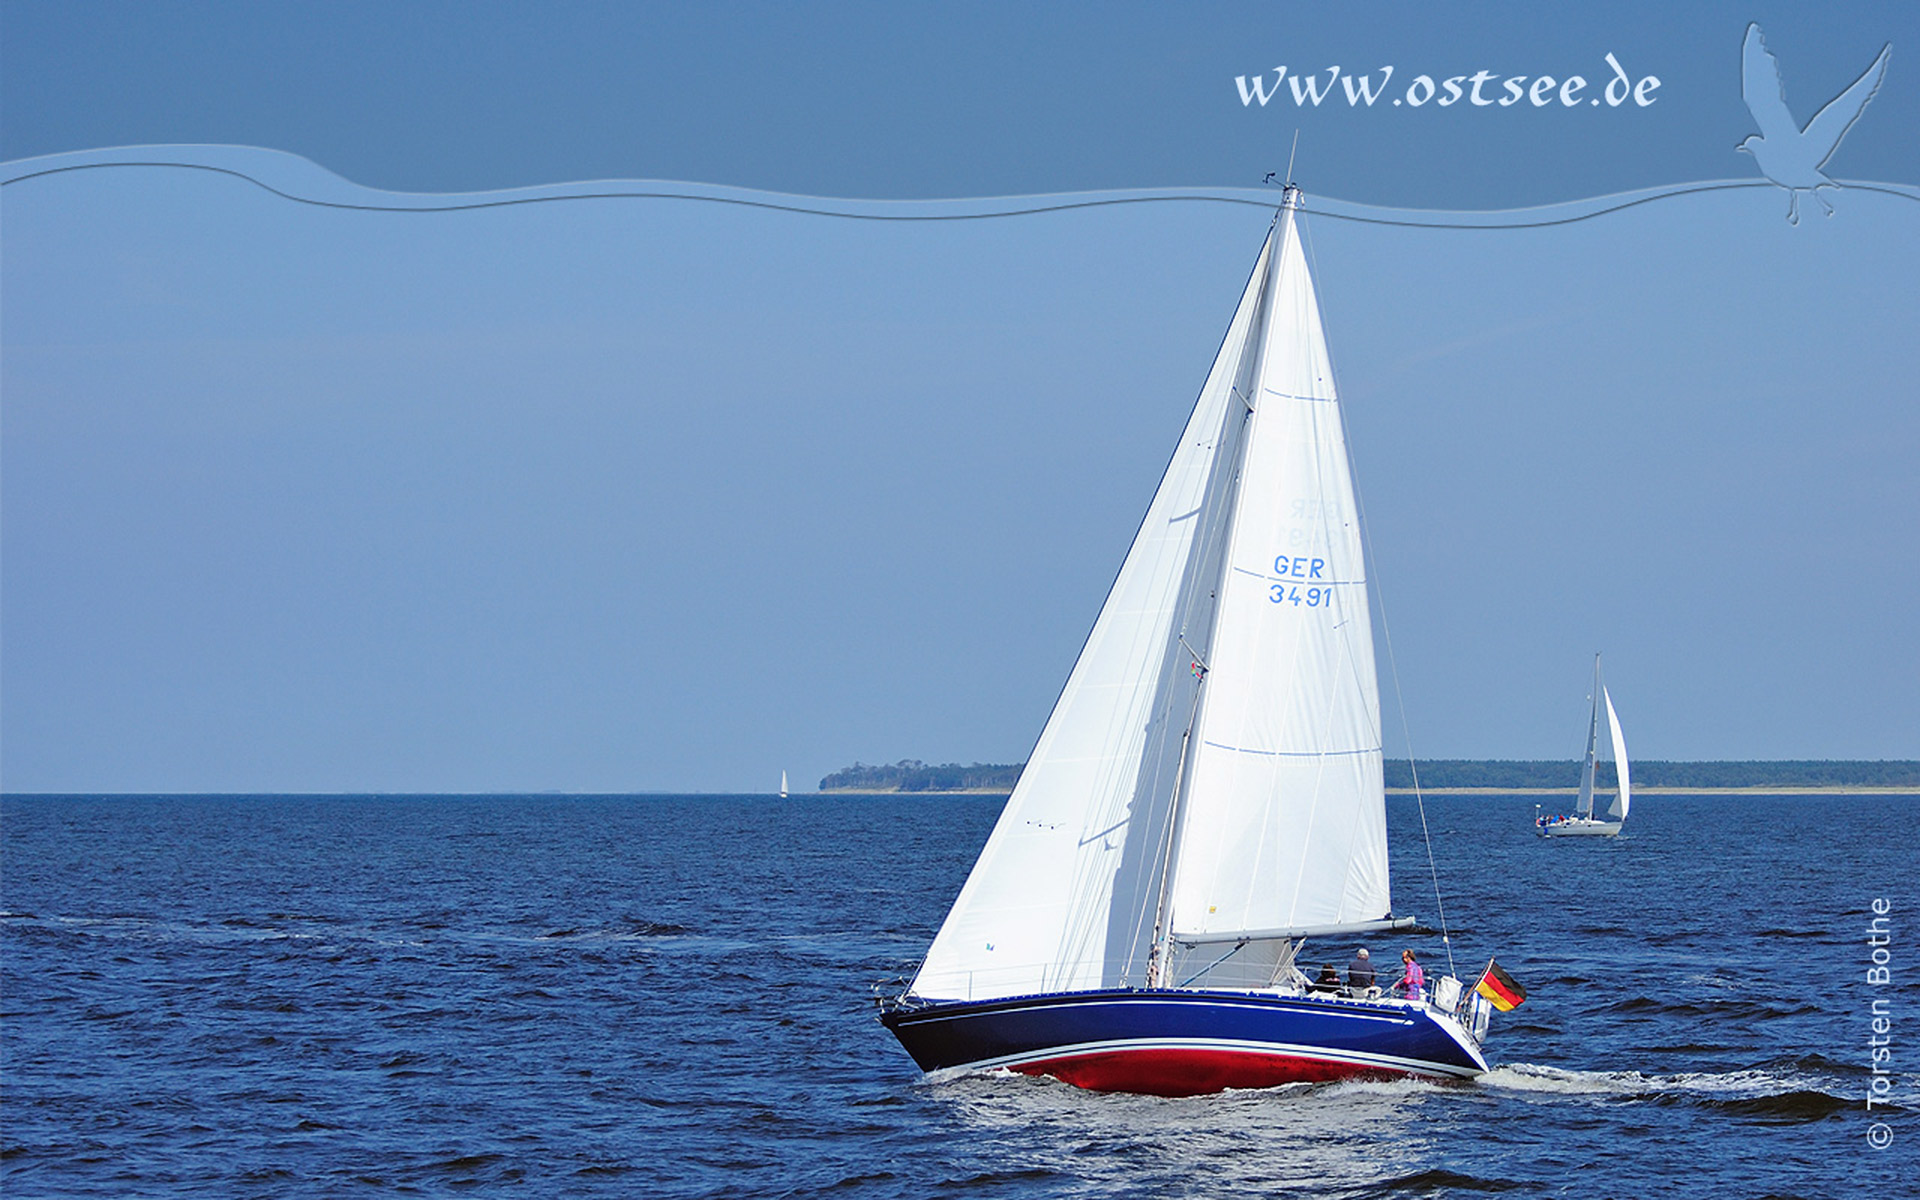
[1393,949,1426,1003]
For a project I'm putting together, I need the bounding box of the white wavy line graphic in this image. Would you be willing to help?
[4,144,1916,230]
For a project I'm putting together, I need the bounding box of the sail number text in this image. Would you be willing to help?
[1269,555,1334,608]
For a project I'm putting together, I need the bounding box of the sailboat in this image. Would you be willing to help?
[780,770,790,799]
[878,187,1502,1095]
[1537,656,1630,837]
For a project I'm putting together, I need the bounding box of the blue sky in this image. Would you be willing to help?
[2,4,1916,791]
[4,2,1913,203]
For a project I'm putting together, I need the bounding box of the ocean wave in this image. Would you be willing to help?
[1599,994,1818,1020]
[1652,1089,1852,1122]
[1484,1062,1800,1096]
[1480,1062,1855,1122]
[1341,1168,1531,1196]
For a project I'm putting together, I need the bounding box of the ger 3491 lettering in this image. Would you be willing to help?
[1270,555,1334,608]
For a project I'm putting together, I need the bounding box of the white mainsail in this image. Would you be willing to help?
[1161,208,1389,978]
[910,199,1391,1003]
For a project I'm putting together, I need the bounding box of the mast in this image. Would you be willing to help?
[1576,655,1601,819]
[1146,188,1299,988]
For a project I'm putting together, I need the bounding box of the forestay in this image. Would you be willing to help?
[908,238,1276,1002]
[1576,659,1602,820]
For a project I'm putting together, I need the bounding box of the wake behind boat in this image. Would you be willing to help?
[878,187,1521,1096]
[1537,655,1631,838]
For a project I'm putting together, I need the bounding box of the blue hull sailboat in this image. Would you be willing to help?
[879,187,1509,1095]
[882,985,1488,1097]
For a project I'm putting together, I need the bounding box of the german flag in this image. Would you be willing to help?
[1474,960,1527,1011]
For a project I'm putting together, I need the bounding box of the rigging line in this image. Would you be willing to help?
[5,160,1912,228]
[1144,245,1275,988]
[1569,675,1594,766]
[927,219,1282,999]
[1178,635,1209,674]
[1146,693,1202,989]
[1122,235,1277,988]
[1177,939,1249,989]
[1299,211,1457,982]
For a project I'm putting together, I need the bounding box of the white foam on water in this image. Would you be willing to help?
[1312,1074,1445,1100]
[1481,1062,1819,1101]
[921,1063,1016,1087]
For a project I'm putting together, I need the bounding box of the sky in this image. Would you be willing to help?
[4,1,1915,203]
[3,3,1916,792]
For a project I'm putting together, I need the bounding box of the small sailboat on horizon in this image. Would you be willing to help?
[877,186,1519,1096]
[779,770,789,799]
[1537,655,1631,837]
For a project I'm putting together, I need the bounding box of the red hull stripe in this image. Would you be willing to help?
[1011,1046,1434,1098]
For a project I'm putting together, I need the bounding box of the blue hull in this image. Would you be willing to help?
[880,988,1488,1097]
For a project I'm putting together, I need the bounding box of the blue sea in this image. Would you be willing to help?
[3,793,1913,1197]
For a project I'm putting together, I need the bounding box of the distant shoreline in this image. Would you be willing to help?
[1397,785,1920,796]
[821,758,1920,794]
[817,785,1920,797]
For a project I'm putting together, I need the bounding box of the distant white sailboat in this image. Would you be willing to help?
[1538,655,1630,837]
[780,770,789,799]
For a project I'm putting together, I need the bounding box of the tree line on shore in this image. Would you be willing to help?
[819,758,1920,793]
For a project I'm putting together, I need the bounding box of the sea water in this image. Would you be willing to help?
[2,793,1913,1197]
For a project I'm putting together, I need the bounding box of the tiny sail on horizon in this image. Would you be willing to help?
[779,770,789,799]
[879,187,1512,1096]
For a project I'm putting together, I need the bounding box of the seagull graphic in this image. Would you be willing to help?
[1738,23,1892,224]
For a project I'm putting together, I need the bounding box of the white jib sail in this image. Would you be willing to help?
[1604,688,1630,821]
[1165,208,1391,963]
[909,237,1277,1003]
